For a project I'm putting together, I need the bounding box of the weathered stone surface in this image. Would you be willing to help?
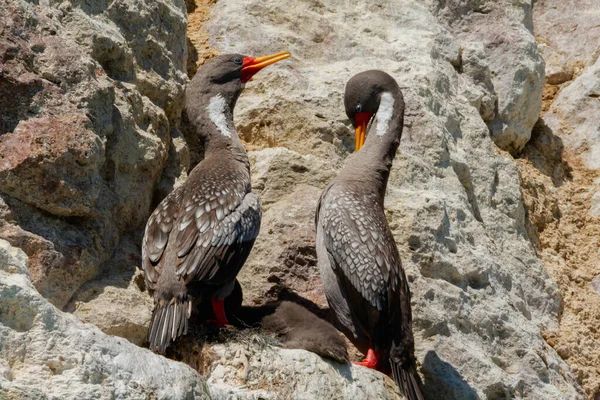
[0,0,187,308]
[534,0,600,78]
[66,236,153,347]
[592,276,600,297]
[208,342,402,400]
[0,113,104,217]
[0,0,595,398]
[591,190,600,217]
[239,184,327,308]
[538,0,600,174]
[0,195,115,310]
[516,2,600,397]
[543,57,600,171]
[204,0,583,398]
[0,239,209,399]
[428,0,545,153]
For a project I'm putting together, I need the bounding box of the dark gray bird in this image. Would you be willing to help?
[261,301,349,364]
[315,70,423,400]
[141,51,290,353]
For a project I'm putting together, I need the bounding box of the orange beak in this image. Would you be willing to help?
[354,112,372,151]
[241,51,291,83]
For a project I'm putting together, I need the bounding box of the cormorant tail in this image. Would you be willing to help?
[391,360,424,400]
[148,297,192,353]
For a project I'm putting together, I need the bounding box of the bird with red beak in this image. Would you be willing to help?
[141,51,290,353]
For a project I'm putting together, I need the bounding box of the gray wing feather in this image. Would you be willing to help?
[175,188,261,282]
[142,172,261,289]
[142,187,185,289]
[317,187,401,311]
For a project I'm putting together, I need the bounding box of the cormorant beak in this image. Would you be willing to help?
[354,112,373,151]
[241,51,291,83]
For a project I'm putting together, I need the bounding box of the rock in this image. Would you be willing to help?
[0,0,593,398]
[0,114,104,217]
[207,342,402,400]
[238,184,327,308]
[66,236,153,347]
[204,0,584,397]
[429,0,545,153]
[0,196,115,310]
[542,50,573,86]
[518,2,600,397]
[0,239,209,399]
[592,276,600,297]
[543,56,600,170]
[534,0,600,77]
[535,0,600,171]
[250,147,337,206]
[592,190,600,217]
[0,0,187,308]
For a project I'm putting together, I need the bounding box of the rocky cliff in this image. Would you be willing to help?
[0,0,597,399]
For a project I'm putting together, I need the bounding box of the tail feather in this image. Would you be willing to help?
[148,297,191,353]
[391,360,424,400]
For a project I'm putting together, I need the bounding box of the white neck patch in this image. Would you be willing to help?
[375,92,394,137]
[207,94,232,138]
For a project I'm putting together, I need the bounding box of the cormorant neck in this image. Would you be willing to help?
[338,90,404,200]
[185,83,249,170]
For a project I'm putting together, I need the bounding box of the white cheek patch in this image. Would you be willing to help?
[376,92,394,137]
[207,94,232,138]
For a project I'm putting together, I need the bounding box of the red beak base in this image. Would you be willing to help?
[241,51,291,83]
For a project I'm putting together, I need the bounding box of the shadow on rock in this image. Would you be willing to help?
[422,351,480,400]
[517,117,572,187]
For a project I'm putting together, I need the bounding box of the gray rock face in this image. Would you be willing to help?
[65,236,153,347]
[543,56,600,171]
[205,0,583,398]
[207,343,402,400]
[0,0,188,308]
[0,239,209,399]
[427,0,545,153]
[536,0,600,173]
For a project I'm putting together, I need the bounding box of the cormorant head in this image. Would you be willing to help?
[343,70,401,151]
[194,51,291,108]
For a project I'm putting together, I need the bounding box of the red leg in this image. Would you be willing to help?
[352,348,380,369]
[210,298,229,327]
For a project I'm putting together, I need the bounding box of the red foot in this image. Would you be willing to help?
[352,348,380,369]
[210,298,229,327]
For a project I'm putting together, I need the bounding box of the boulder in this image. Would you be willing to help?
[0,239,209,399]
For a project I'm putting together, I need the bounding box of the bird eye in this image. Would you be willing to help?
[233,57,243,65]
[355,104,362,112]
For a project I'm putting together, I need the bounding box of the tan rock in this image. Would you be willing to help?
[66,236,153,347]
[515,2,600,397]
